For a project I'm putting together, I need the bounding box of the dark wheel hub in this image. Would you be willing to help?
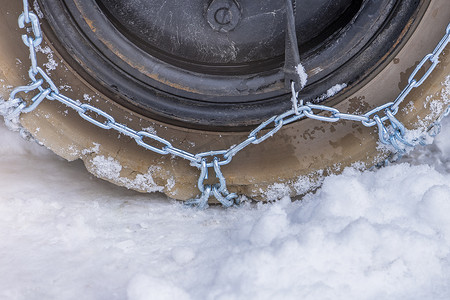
[206,0,242,33]
[37,0,423,129]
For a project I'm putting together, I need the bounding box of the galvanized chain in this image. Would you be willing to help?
[2,1,450,208]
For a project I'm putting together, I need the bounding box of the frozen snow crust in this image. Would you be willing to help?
[1,116,450,299]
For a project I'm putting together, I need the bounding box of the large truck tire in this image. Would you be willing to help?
[0,0,449,201]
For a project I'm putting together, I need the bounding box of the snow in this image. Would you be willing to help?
[295,63,308,89]
[1,114,450,299]
[89,155,165,193]
[36,45,58,73]
[311,83,348,104]
[325,83,347,98]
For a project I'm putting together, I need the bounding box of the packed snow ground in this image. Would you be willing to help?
[1,116,450,300]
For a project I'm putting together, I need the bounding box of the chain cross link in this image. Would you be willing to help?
[185,158,239,209]
[3,1,450,208]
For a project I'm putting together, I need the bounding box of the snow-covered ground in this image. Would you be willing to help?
[1,114,450,300]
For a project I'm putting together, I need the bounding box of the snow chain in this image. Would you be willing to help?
[2,0,450,208]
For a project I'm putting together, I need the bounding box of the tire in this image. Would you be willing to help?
[1,1,449,201]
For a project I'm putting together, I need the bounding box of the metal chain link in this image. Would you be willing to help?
[2,1,450,208]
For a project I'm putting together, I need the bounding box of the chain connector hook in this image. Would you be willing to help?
[186,157,239,208]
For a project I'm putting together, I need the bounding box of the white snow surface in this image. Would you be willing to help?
[1,117,450,299]
[295,63,308,89]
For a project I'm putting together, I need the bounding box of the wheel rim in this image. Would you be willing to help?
[37,0,423,129]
